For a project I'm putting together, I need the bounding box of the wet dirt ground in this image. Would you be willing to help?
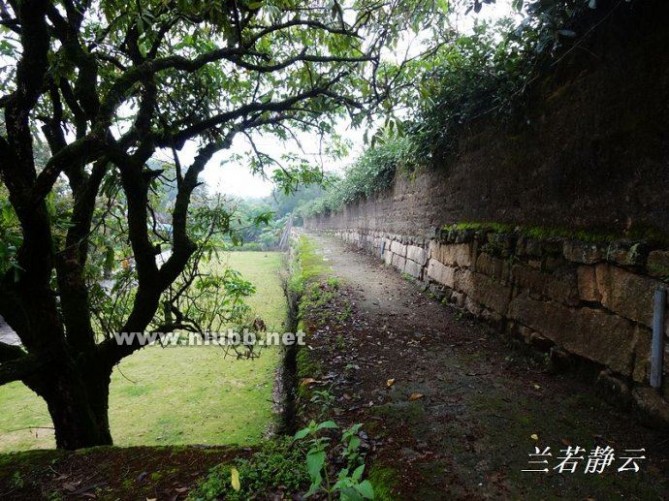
[299,232,669,500]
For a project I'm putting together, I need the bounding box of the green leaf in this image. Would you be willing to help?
[316,420,338,431]
[306,450,326,481]
[348,436,361,451]
[355,480,375,499]
[293,428,311,440]
[352,464,365,482]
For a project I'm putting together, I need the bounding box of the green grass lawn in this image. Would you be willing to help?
[0,251,286,452]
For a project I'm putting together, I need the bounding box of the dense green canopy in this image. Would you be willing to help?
[0,0,450,449]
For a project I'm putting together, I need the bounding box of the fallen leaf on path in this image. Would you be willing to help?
[409,393,424,401]
[63,481,81,492]
[386,378,396,387]
[530,434,539,441]
[560,438,572,446]
[300,378,318,386]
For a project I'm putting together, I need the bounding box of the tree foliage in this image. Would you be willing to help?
[0,0,450,449]
[299,0,611,217]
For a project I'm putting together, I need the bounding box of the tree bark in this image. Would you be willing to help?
[36,360,113,450]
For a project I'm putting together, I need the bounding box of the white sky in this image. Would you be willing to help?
[173,1,514,199]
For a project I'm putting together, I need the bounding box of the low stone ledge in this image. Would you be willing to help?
[594,264,664,328]
[507,292,636,377]
[316,224,669,422]
[428,241,473,268]
[456,269,512,314]
[426,258,456,288]
[647,250,669,279]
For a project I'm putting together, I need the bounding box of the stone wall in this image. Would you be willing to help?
[304,2,669,422]
[329,226,669,424]
[307,1,669,239]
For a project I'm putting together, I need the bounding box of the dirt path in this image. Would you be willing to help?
[302,232,669,500]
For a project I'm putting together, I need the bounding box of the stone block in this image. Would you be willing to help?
[456,269,511,314]
[475,253,510,282]
[606,241,649,267]
[632,327,652,384]
[430,242,473,268]
[595,264,661,327]
[406,245,428,266]
[508,293,636,376]
[633,387,669,427]
[391,253,406,271]
[404,259,423,279]
[577,265,601,302]
[511,264,579,306]
[563,240,604,264]
[426,259,456,288]
[647,250,669,279]
[390,240,407,257]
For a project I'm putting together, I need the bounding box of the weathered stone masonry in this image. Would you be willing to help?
[320,226,669,424]
[303,1,669,424]
[304,2,669,423]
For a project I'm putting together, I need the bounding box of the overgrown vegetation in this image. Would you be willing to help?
[443,221,669,247]
[299,137,414,218]
[0,0,462,450]
[225,185,329,250]
[189,420,373,501]
[188,438,308,500]
[299,0,606,218]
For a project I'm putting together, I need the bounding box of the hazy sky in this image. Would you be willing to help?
[174,1,514,199]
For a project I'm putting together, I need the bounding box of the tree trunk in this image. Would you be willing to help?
[38,363,113,450]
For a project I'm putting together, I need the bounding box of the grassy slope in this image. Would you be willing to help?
[0,252,285,452]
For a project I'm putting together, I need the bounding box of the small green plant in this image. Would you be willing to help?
[10,471,24,489]
[311,389,336,417]
[344,363,359,378]
[341,423,364,466]
[327,277,341,289]
[294,420,375,500]
[338,304,353,322]
[188,438,309,500]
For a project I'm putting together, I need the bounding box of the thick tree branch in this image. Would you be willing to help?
[245,18,364,46]
[55,159,109,353]
[31,134,105,203]
[0,356,41,386]
[0,340,25,363]
[157,76,347,148]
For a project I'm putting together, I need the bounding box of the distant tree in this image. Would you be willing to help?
[0,0,447,449]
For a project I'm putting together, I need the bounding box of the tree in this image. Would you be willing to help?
[0,0,447,449]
